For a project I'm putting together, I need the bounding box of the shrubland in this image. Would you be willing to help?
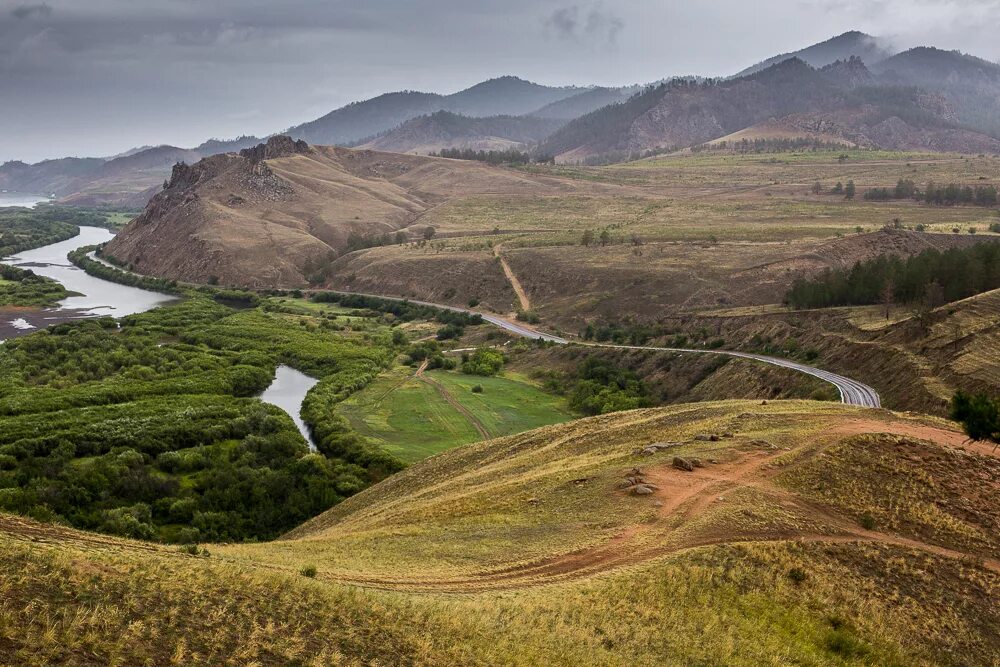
[0,295,405,543]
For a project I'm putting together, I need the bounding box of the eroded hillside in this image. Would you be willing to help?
[104,137,595,287]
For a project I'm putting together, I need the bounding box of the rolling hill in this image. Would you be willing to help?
[357,111,566,154]
[285,76,584,147]
[537,57,1000,162]
[3,400,998,664]
[103,136,588,287]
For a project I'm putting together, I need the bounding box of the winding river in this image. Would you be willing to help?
[0,221,321,446]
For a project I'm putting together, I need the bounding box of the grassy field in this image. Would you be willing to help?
[3,400,999,664]
[333,150,1000,330]
[337,367,573,462]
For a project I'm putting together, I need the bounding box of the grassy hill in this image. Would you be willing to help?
[3,400,998,664]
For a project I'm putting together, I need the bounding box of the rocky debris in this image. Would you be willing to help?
[226,194,246,207]
[708,459,720,465]
[527,497,540,506]
[694,434,723,442]
[237,160,295,202]
[690,458,705,468]
[621,468,659,495]
[722,432,735,439]
[672,457,695,472]
[634,441,683,456]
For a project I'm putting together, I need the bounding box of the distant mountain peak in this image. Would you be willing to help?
[734,30,895,78]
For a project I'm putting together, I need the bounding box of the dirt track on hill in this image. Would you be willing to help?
[493,243,530,313]
[320,428,1000,592]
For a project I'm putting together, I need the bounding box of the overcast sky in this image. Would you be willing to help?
[3,0,1000,163]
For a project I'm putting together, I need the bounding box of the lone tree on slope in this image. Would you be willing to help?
[951,391,1000,451]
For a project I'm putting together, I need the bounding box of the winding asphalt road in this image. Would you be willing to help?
[349,293,882,408]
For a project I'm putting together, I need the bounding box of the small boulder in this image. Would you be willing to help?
[694,434,712,442]
[672,456,695,472]
[690,458,704,468]
[631,484,655,495]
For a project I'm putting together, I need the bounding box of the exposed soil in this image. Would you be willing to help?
[832,418,998,457]
[494,242,530,313]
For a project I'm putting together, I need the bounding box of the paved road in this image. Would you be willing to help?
[340,292,881,408]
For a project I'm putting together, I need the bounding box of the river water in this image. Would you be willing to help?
[0,221,321,448]
[0,193,53,209]
[259,365,320,449]
[1,226,176,335]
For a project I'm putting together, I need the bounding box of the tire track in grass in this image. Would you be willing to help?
[415,364,491,439]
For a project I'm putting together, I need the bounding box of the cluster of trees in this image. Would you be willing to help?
[566,356,651,416]
[816,180,857,199]
[312,292,482,328]
[432,148,531,165]
[461,348,505,376]
[786,242,1000,309]
[923,182,998,207]
[580,320,667,346]
[861,179,998,207]
[862,179,919,201]
[403,340,456,371]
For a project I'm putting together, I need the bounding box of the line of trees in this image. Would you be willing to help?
[694,138,848,154]
[432,148,531,165]
[69,246,182,294]
[786,242,1000,309]
[862,179,998,207]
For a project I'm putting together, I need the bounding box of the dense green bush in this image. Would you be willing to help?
[567,356,651,416]
[461,348,505,376]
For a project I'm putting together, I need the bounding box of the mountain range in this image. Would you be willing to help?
[5,32,1000,204]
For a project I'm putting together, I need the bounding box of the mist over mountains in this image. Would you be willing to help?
[4,31,1000,205]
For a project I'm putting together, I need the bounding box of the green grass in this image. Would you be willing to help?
[337,367,574,462]
[428,370,574,438]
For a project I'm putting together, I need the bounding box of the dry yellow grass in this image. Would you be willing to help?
[4,400,999,665]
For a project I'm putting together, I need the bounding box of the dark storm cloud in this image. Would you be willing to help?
[2,1,999,163]
[10,3,51,20]
[545,4,624,45]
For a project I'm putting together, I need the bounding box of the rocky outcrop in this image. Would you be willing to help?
[103,139,567,289]
[239,136,311,162]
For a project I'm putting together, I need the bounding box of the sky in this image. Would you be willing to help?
[3,0,1000,163]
